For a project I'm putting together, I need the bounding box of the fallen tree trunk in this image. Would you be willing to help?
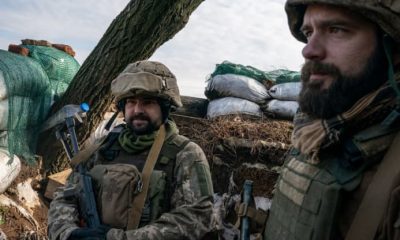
[173,96,208,118]
[37,0,204,174]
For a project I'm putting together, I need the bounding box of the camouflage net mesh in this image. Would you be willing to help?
[0,45,80,163]
[210,60,271,84]
[22,45,80,101]
[0,50,52,163]
[209,61,301,87]
[264,69,301,84]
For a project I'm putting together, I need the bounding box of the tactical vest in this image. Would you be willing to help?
[93,125,190,228]
[264,124,399,240]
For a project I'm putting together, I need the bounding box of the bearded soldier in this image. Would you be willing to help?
[48,60,214,240]
[263,1,400,239]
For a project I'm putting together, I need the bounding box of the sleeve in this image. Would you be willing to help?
[47,172,81,240]
[106,141,214,240]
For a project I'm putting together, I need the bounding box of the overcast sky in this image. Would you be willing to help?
[0,0,304,98]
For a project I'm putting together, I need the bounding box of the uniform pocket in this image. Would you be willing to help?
[89,163,142,229]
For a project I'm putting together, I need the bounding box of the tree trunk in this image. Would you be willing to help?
[174,96,209,118]
[37,0,204,174]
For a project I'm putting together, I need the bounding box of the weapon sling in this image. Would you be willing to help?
[346,132,400,240]
[127,124,166,229]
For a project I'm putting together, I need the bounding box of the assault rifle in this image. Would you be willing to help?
[42,103,101,228]
[241,180,253,240]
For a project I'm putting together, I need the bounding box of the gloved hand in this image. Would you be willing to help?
[68,225,111,240]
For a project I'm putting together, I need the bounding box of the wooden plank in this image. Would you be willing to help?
[44,168,72,199]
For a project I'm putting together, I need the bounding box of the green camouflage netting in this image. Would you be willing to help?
[264,69,301,84]
[209,61,301,87]
[210,60,271,83]
[0,50,52,163]
[23,45,80,101]
[0,45,80,163]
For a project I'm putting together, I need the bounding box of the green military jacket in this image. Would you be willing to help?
[264,124,399,240]
[48,123,214,240]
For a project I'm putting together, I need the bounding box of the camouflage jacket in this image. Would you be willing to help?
[48,128,214,240]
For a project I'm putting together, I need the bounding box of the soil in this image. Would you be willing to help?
[0,114,293,238]
[1,160,48,240]
[173,114,292,195]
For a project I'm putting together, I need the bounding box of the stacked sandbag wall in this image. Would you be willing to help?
[0,40,80,162]
[0,50,52,161]
[205,61,302,120]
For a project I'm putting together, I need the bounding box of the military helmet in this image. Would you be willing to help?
[111,60,182,107]
[285,0,400,43]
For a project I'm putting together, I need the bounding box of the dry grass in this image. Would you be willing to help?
[173,114,293,158]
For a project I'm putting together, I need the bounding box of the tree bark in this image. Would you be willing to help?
[173,96,208,118]
[38,0,204,174]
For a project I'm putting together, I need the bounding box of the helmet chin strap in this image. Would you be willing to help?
[382,34,400,128]
[158,99,171,123]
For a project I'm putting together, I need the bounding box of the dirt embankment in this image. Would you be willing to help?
[173,114,293,196]
[0,114,293,238]
[1,160,48,239]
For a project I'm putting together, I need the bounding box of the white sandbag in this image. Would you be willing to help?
[265,100,299,119]
[0,97,32,130]
[205,74,270,104]
[0,229,7,240]
[0,131,8,148]
[1,96,41,130]
[0,99,8,130]
[83,113,124,148]
[268,82,302,101]
[16,178,41,214]
[0,148,21,194]
[0,71,7,100]
[207,97,262,119]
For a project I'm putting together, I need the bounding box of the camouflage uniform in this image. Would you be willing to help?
[263,1,400,239]
[47,61,214,240]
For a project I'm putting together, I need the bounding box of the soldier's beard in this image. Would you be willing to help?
[126,114,160,135]
[299,47,387,119]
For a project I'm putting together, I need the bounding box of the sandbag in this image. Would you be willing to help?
[0,49,50,98]
[0,99,7,130]
[205,74,270,104]
[264,100,299,119]
[207,97,262,119]
[0,50,53,162]
[268,82,302,101]
[4,96,46,129]
[84,115,124,148]
[0,131,8,148]
[264,69,301,84]
[0,71,7,100]
[0,148,21,193]
[210,60,271,84]
[22,45,80,101]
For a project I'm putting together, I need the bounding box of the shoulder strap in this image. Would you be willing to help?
[346,131,400,240]
[158,134,190,164]
[128,124,166,230]
[70,125,124,167]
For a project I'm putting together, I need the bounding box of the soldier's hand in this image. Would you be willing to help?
[68,225,110,240]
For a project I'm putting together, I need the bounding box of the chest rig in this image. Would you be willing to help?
[264,123,399,240]
[96,125,190,224]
